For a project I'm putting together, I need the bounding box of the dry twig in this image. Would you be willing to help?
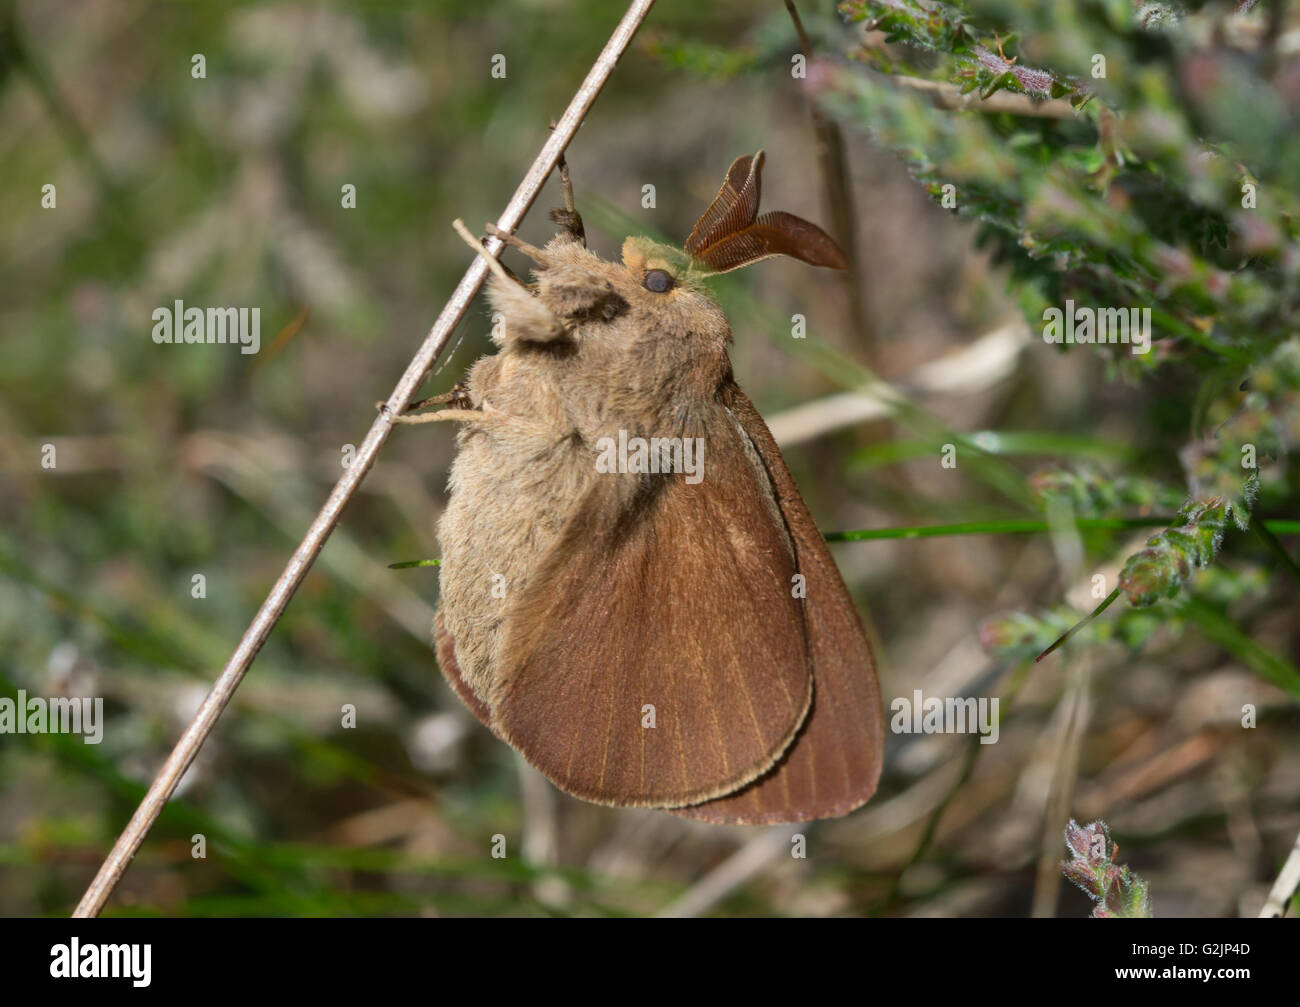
[1259,827,1300,918]
[71,0,658,919]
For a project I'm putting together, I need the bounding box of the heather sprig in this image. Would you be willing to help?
[1118,490,1252,607]
[1029,466,1186,517]
[1061,819,1153,918]
[1182,336,1300,514]
[839,0,1092,107]
[825,1,1298,672]
[821,0,1299,372]
[979,562,1268,663]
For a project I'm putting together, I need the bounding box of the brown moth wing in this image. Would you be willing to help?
[672,386,883,824]
[434,610,494,732]
[692,211,850,274]
[684,152,763,258]
[489,409,814,809]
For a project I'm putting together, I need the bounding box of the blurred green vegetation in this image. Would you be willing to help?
[1,0,1297,917]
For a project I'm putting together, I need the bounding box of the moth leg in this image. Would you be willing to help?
[484,223,550,264]
[387,407,493,426]
[410,381,474,413]
[451,219,540,289]
[546,124,585,246]
[377,380,474,420]
[392,402,543,430]
[447,219,526,284]
[547,165,586,246]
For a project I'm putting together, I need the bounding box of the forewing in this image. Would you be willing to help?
[490,409,813,808]
[673,387,883,824]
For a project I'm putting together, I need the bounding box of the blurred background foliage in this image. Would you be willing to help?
[0,0,1297,917]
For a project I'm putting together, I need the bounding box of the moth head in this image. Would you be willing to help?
[477,152,847,396]
[619,237,694,297]
[519,234,721,329]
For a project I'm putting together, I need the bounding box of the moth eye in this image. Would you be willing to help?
[643,268,674,294]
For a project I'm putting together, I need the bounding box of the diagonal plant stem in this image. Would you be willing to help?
[784,0,872,356]
[1251,514,1300,587]
[71,0,658,920]
[1179,595,1300,700]
[826,517,1169,540]
[825,518,1300,540]
[1035,586,1122,662]
[1260,825,1300,918]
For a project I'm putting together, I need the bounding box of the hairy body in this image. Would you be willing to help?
[437,234,745,699]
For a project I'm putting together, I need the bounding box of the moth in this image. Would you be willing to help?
[398,150,882,824]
